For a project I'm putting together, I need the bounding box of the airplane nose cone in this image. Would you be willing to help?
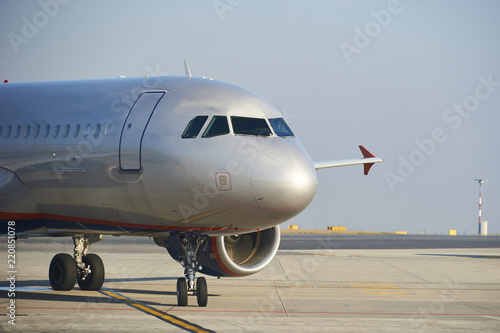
[252,146,318,221]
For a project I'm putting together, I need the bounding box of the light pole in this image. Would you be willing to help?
[474,177,487,235]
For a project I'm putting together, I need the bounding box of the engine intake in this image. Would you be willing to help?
[211,226,280,276]
[157,226,280,277]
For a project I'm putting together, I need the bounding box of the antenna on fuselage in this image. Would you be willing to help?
[184,60,192,80]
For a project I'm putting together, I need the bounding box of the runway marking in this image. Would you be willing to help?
[350,283,412,295]
[100,288,214,333]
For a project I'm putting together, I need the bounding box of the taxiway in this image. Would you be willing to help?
[1,235,499,332]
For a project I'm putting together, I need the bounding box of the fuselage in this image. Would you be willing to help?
[0,76,318,236]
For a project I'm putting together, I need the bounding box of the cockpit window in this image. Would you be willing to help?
[182,115,208,138]
[231,116,272,137]
[202,116,230,138]
[269,118,294,137]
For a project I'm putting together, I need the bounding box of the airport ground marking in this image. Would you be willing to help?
[100,287,215,333]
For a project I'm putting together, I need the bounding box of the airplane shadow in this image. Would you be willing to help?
[0,279,51,287]
[106,287,219,298]
[104,276,178,283]
[0,276,220,308]
[0,290,121,305]
[104,287,176,296]
[0,276,188,287]
[0,289,211,308]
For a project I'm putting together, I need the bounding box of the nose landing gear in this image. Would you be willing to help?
[176,234,209,307]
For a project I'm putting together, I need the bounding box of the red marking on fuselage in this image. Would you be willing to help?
[0,212,255,233]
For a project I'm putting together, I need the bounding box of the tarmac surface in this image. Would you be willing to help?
[1,235,499,332]
[279,234,500,249]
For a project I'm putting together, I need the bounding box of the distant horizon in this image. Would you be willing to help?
[279,226,496,236]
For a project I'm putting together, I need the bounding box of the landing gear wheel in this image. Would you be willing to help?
[177,278,188,306]
[196,277,208,307]
[77,254,105,291]
[49,253,77,291]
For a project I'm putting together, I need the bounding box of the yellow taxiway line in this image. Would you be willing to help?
[100,288,214,333]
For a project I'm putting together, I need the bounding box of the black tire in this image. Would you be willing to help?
[49,253,77,291]
[77,254,105,291]
[196,277,208,307]
[177,278,188,306]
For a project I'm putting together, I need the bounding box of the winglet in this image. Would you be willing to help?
[314,146,383,172]
[359,145,376,175]
[184,59,192,80]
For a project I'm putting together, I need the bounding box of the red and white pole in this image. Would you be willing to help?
[475,178,487,234]
[478,183,482,234]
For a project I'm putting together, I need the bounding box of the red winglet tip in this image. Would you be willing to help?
[364,163,374,176]
[359,145,375,158]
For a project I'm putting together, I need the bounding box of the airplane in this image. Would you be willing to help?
[0,62,382,307]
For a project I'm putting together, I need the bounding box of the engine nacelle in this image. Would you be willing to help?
[155,226,280,277]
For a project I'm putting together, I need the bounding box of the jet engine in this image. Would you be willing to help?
[155,226,280,277]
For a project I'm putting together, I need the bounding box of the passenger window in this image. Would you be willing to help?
[24,125,31,138]
[202,116,230,138]
[34,125,40,138]
[182,116,208,138]
[0,126,2,137]
[63,125,70,137]
[14,125,21,138]
[269,118,294,137]
[231,116,272,136]
[43,125,50,138]
[74,124,81,137]
[5,126,12,138]
[84,124,91,137]
[94,123,101,137]
[104,123,111,135]
[53,125,60,137]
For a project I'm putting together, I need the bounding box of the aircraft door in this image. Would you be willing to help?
[119,92,165,171]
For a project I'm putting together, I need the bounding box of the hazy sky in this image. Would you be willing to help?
[1,0,499,234]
